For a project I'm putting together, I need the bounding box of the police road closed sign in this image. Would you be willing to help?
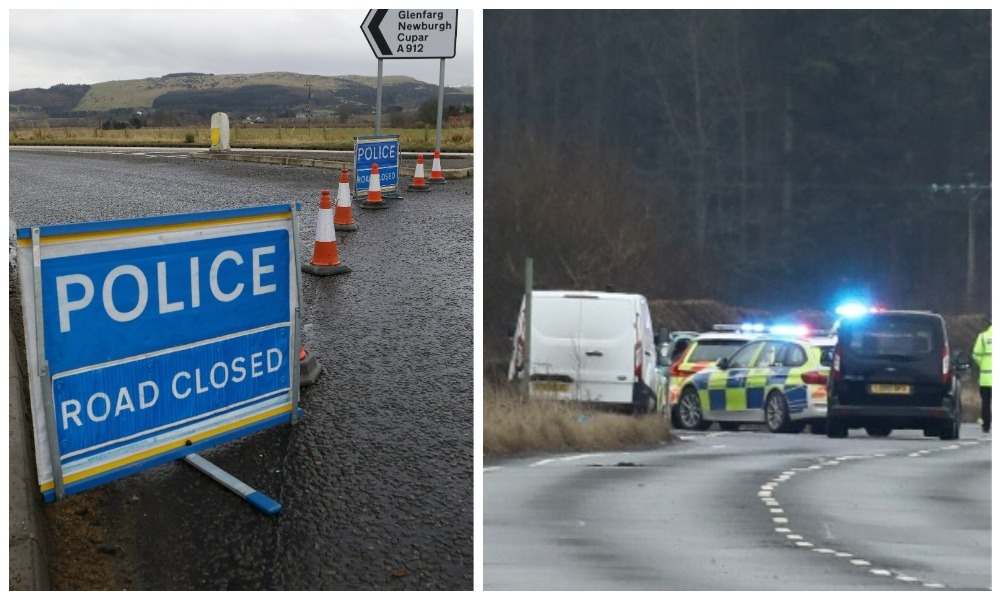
[362,9,458,59]
[16,205,301,501]
[354,135,401,199]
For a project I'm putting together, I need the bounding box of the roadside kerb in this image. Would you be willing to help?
[9,324,50,591]
[189,151,473,179]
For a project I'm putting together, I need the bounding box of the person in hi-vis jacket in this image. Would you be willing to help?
[972,320,992,434]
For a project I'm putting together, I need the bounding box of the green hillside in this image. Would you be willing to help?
[10,72,473,119]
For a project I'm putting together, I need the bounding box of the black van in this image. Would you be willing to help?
[826,310,969,440]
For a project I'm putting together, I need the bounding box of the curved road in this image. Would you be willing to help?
[9,147,473,590]
[484,425,991,590]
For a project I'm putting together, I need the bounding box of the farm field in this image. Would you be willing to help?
[8,124,473,152]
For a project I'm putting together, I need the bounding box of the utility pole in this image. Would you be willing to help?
[930,176,991,311]
[305,83,313,131]
[522,257,534,399]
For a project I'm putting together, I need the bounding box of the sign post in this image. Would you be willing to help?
[16,204,302,512]
[361,9,459,151]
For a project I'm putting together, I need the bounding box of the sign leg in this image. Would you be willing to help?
[183,453,281,515]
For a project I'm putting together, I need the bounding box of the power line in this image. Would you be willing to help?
[929,176,990,311]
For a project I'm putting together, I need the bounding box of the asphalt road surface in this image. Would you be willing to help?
[9,147,473,590]
[484,425,991,590]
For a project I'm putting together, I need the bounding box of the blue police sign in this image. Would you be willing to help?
[354,134,402,199]
[16,204,302,502]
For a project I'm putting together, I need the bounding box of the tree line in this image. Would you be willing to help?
[483,9,990,361]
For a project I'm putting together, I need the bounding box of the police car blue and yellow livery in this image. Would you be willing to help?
[675,335,834,433]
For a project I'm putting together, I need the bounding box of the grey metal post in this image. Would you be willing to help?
[435,58,445,151]
[375,59,383,135]
[289,203,303,424]
[32,228,65,500]
[522,257,533,398]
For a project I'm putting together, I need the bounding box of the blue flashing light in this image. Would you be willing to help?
[835,302,870,319]
[770,324,810,337]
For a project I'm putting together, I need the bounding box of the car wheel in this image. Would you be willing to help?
[764,391,791,433]
[938,417,961,441]
[865,426,892,437]
[678,388,710,431]
[719,421,740,432]
[670,405,684,429]
[631,383,655,416]
[826,416,848,438]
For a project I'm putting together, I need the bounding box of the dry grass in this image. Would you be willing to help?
[484,380,675,459]
[8,125,474,152]
[484,376,985,460]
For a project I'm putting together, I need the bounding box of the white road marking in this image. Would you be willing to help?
[759,444,984,589]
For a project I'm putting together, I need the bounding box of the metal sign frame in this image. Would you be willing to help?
[354,134,403,200]
[16,204,302,503]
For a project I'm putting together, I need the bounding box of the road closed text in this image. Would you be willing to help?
[52,326,292,456]
[60,347,284,431]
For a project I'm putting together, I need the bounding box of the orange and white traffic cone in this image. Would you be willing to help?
[302,189,351,276]
[360,163,389,210]
[333,168,358,231]
[428,149,447,184]
[408,153,431,192]
[299,346,322,387]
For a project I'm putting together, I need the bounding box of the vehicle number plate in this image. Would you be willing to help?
[532,381,570,393]
[869,383,911,395]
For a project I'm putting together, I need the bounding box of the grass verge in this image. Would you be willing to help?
[484,377,984,461]
[484,380,675,459]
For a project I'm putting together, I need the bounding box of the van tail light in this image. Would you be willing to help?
[832,343,842,381]
[635,342,642,378]
[801,370,828,386]
[942,342,951,384]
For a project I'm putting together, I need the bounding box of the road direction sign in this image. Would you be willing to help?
[361,9,458,59]
[16,204,302,502]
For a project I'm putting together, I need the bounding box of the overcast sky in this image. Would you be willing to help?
[8,9,475,92]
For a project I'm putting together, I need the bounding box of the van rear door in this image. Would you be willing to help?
[531,293,638,404]
[836,313,949,407]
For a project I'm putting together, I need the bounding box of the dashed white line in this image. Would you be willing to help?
[759,438,987,589]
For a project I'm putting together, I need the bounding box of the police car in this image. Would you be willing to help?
[674,326,835,433]
[664,326,762,428]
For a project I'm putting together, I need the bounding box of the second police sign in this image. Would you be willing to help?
[16,204,302,501]
[354,134,402,199]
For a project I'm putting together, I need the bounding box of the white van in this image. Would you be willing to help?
[508,290,660,414]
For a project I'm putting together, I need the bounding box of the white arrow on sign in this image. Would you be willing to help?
[361,9,458,59]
